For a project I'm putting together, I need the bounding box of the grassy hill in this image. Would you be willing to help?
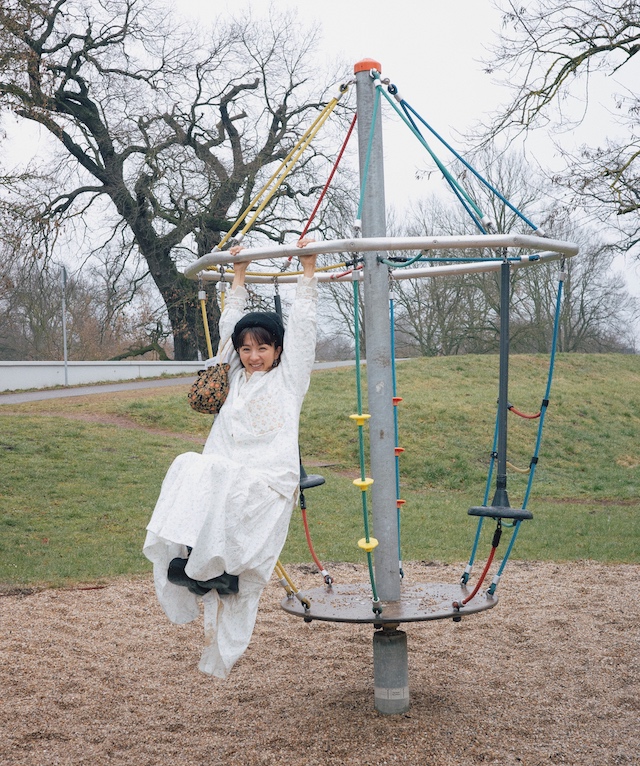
[0,353,638,587]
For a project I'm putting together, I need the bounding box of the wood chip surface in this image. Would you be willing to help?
[1,561,638,765]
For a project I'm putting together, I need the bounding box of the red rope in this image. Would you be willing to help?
[461,546,497,605]
[301,506,327,577]
[330,263,363,280]
[508,405,541,419]
[299,113,357,240]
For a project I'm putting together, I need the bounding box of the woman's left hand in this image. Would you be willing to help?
[296,238,317,276]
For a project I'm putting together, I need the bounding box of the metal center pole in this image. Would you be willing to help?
[354,58,409,715]
[491,256,511,510]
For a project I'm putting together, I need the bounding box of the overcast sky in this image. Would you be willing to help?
[5,0,639,298]
[175,0,639,297]
[178,0,510,209]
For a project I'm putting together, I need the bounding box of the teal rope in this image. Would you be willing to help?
[400,99,541,233]
[488,522,521,596]
[484,414,500,507]
[356,82,382,222]
[380,254,540,268]
[353,280,379,607]
[522,273,564,508]
[354,281,364,418]
[381,254,542,269]
[488,268,565,594]
[398,99,488,233]
[377,85,485,219]
[379,252,426,268]
[460,412,498,584]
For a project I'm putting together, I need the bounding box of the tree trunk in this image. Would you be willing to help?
[139,239,221,360]
[156,271,221,361]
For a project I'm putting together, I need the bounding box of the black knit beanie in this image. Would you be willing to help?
[232,311,285,350]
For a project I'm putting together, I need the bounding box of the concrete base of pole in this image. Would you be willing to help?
[373,628,410,714]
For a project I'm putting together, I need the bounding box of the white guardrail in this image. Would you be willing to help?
[0,361,201,392]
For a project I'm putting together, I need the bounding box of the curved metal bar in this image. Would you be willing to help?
[183,234,578,280]
[192,248,575,284]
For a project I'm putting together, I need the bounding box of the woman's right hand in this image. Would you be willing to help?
[229,248,249,289]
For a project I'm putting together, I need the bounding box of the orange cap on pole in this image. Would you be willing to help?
[354,58,382,74]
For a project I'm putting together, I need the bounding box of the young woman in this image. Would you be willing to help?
[143,248,317,679]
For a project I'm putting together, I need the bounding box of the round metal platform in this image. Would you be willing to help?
[281,581,497,624]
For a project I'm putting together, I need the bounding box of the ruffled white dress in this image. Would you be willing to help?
[143,276,317,678]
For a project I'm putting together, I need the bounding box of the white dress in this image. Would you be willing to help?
[143,276,318,678]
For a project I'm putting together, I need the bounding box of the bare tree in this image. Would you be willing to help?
[556,241,638,353]
[0,243,169,360]
[511,231,639,354]
[391,151,639,355]
[392,273,488,356]
[391,154,538,355]
[319,279,362,347]
[484,0,640,249]
[0,0,349,359]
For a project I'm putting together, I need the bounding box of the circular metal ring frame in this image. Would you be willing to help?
[183,234,577,284]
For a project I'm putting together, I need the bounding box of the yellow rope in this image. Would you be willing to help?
[275,559,298,592]
[217,97,342,252]
[235,108,338,242]
[506,460,531,475]
[273,561,294,596]
[199,297,214,359]
[274,559,311,609]
[246,261,347,277]
[209,261,348,278]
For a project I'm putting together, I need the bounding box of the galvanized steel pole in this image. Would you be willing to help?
[354,59,401,602]
[354,58,409,714]
[492,257,511,510]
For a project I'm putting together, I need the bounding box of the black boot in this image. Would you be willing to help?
[167,557,210,596]
[197,572,239,595]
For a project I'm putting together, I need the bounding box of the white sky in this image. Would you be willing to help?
[5,1,508,211]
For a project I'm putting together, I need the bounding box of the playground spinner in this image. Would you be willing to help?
[185,59,579,714]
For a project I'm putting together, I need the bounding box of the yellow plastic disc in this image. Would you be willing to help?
[352,477,374,490]
[349,413,371,427]
[358,537,379,552]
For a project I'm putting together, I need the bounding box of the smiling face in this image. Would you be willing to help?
[237,330,282,376]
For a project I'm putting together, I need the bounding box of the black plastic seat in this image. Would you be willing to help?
[468,505,533,521]
[300,473,325,491]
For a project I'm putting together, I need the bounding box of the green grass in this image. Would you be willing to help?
[1,353,638,587]
[0,416,197,586]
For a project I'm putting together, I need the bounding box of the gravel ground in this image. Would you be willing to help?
[1,560,638,766]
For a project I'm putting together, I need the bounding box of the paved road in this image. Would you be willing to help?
[0,360,359,405]
[0,376,198,405]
